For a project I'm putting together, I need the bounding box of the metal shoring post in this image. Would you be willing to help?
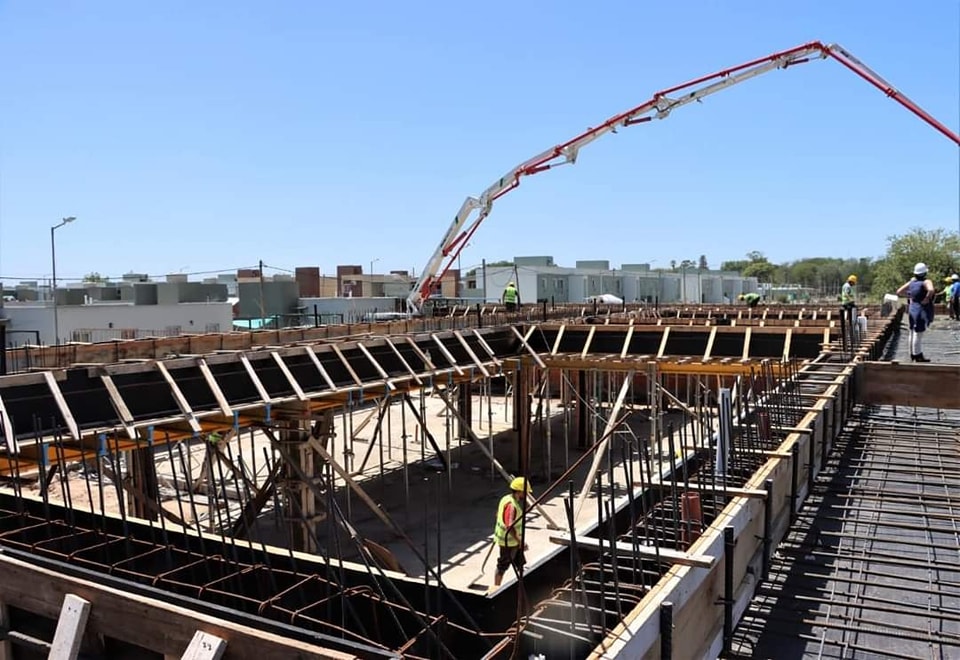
[420,386,427,465]
[401,394,411,516]
[563,369,570,472]
[545,369,553,482]
[341,400,352,523]
[488,377,495,482]
[446,375,453,493]
[386,395,393,462]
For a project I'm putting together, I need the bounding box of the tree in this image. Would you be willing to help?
[83,272,105,283]
[698,254,708,270]
[669,259,677,270]
[872,227,960,296]
[743,259,776,282]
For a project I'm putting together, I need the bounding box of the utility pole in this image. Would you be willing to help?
[482,258,487,304]
[258,259,266,324]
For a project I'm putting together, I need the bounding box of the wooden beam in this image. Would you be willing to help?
[551,325,566,355]
[0,553,354,660]
[98,373,137,440]
[180,631,227,660]
[302,345,339,392]
[782,328,794,361]
[857,362,960,409]
[0,391,18,454]
[657,326,670,358]
[270,352,307,400]
[580,326,596,358]
[382,337,423,384]
[550,533,714,569]
[195,358,233,418]
[404,336,436,370]
[453,331,491,378]
[620,325,635,359]
[430,334,465,376]
[329,344,364,387]
[510,325,546,369]
[237,354,273,404]
[741,327,752,361]
[470,329,502,367]
[703,326,718,361]
[155,362,203,434]
[49,594,91,660]
[43,370,81,441]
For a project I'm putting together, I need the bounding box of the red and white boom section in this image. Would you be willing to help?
[406,41,960,315]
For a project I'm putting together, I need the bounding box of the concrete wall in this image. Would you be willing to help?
[2,302,234,345]
[237,280,299,318]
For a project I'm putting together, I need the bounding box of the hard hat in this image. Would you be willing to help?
[509,476,532,494]
[738,294,745,300]
[508,281,515,286]
[953,274,959,281]
[914,262,928,276]
[847,274,857,284]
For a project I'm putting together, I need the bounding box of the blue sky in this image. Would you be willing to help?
[1,1,957,284]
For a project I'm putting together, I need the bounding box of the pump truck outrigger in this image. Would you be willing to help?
[405,40,960,316]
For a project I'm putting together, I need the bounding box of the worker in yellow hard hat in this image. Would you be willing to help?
[841,274,858,314]
[491,476,531,587]
[502,281,520,313]
[739,292,761,308]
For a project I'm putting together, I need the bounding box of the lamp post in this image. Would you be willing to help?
[369,258,380,296]
[51,216,77,345]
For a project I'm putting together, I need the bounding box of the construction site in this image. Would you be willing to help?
[1,40,959,660]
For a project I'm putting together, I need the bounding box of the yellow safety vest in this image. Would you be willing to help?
[493,494,523,547]
[503,286,518,304]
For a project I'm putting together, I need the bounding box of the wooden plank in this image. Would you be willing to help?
[155,362,203,434]
[382,337,423,385]
[857,362,960,409]
[99,373,137,440]
[0,553,354,660]
[550,533,714,569]
[43,371,81,441]
[580,325,596,358]
[355,344,397,391]
[270,352,307,400]
[404,336,436,370]
[0,600,11,660]
[620,325,635,359]
[470,329,502,367]
[302,345,339,392]
[329,344,364,387]
[741,327,752,361]
[551,325,566,356]
[181,631,227,660]
[509,325,546,369]
[702,326,718,361]
[0,392,18,454]
[196,358,233,417]
[453,331,491,378]
[430,334,465,376]
[782,328,794,361]
[49,594,91,660]
[657,326,671,358]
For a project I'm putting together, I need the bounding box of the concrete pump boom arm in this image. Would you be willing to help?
[406,41,960,315]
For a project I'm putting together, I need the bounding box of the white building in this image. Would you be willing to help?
[468,257,758,305]
[2,301,234,346]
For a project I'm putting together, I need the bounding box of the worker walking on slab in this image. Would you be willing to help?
[738,292,761,308]
[502,281,520,313]
[491,477,530,588]
[896,262,935,362]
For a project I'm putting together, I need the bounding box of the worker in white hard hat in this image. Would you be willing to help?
[895,262,935,362]
[502,281,520,313]
[491,476,531,587]
[949,273,960,321]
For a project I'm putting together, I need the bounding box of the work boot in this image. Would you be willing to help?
[913,353,931,363]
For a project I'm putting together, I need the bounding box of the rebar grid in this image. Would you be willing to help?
[731,404,960,659]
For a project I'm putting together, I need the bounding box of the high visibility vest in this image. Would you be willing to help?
[503,286,518,304]
[493,494,523,547]
[841,283,854,304]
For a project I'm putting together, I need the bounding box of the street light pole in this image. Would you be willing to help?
[369,258,380,296]
[51,216,77,345]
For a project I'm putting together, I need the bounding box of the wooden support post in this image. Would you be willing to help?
[0,600,11,660]
[457,383,473,442]
[576,370,589,449]
[128,444,161,521]
[278,406,328,553]
[180,631,227,660]
[49,594,91,660]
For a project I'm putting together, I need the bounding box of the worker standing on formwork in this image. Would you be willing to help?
[841,274,858,313]
[490,477,530,589]
[738,292,761,308]
[502,281,520,313]
[896,262,935,362]
[950,274,960,321]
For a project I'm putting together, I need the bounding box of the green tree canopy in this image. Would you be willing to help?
[82,272,105,283]
[872,227,960,295]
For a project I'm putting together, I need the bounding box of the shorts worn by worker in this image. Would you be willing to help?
[496,543,525,576]
[505,302,517,313]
